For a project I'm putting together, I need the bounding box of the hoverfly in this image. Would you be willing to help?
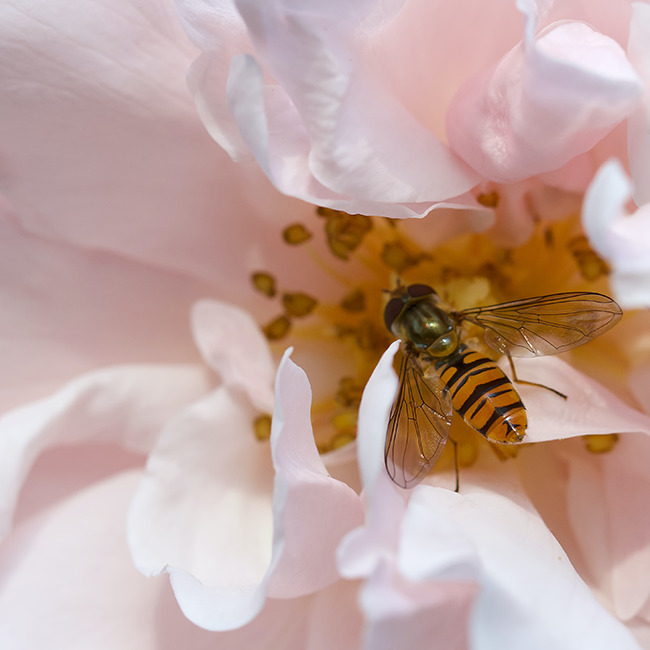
[383,284,622,489]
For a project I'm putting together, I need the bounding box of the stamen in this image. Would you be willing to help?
[251,271,277,297]
[330,429,356,449]
[263,315,291,340]
[477,191,500,208]
[317,207,372,260]
[584,433,619,454]
[381,241,420,273]
[568,235,610,281]
[282,292,318,317]
[253,414,272,441]
[340,288,366,313]
[335,377,364,408]
[354,319,390,352]
[283,224,313,245]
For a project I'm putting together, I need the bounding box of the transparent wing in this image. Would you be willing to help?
[454,291,622,358]
[384,348,453,489]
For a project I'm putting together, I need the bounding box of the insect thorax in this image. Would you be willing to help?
[392,297,459,357]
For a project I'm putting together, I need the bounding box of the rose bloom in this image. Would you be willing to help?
[2,0,650,649]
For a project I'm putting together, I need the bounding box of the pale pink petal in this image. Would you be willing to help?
[131,351,362,630]
[180,0,480,217]
[0,203,214,413]
[127,387,274,630]
[566,433,650,621]
[0,364,208,539]
[0,0,303,288]
[0,470,218,649]
[192,299,274,412]
[630,362,650,415]
[627,616,650,650]
[360,559,476,650]
[365,0,523,146]
[174,0,254,161]
[0,464,311,649]
[447,5,641,182]
[500,356,650,442]
[338,341,409,580]
[305,579,363,650]
[582,159,650,308]
[266,352,364,597]
[401,482,640,649]
[627,2,650,207]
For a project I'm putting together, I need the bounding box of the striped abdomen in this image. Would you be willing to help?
[437,349,526,443]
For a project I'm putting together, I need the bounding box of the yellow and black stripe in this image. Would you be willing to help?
[437,349,526,443]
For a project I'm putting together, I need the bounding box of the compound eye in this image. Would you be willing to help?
[384,297,405,331]
[406,284,436,299]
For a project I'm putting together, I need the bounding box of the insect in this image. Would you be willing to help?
[383,283,622,489]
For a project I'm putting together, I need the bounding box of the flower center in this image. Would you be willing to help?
[250,188,620,471]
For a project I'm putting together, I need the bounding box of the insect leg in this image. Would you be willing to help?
[506,354,567,399]
[449,437,460,493]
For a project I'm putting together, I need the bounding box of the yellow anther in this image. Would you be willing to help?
[330,430,357,449]
[263,315,291,340]
[584,433,619,454]
[335,377,364,408]
[568,236,610,281]
[340,288,366,313]
[282,292,318,317]
[253,414,273,441]
[477,191,500,208]
[283,224,312,245]
[355,319,389,352]
[317,207,372,260]
[251,271,277,298]
[381,241,419,273]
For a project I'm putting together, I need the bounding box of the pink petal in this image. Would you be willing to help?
[175,0,255,162]
[0,464,310,649]
[182,0,479,217]
[192,300,274,412]
[628,2,650,207]
[0,364,208,539]
[338,341,409,580]
[566,433,650,621]
[0,470,217,649]
[501,356,650,442]
[266,352,364,597]
[447,7,641,182]
[127,387,275,630]
[130,351,362,630]
[0,201,213,413]
[305,579,363,650]
[401,483,640,649]
[360,559,476,650]
[582,159,650,308]
[0,0,300,288]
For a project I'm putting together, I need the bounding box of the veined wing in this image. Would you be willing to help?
[385,348,453,489]
[454,292,622,358]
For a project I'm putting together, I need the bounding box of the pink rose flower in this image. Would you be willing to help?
[2,0,650,649]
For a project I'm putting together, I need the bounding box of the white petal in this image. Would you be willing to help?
[131,351,362,630]
[128,387,274,630]
[338,341,408,580]
[582,159,650,308]
[400,484,640,650]
[191,299,275,412]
